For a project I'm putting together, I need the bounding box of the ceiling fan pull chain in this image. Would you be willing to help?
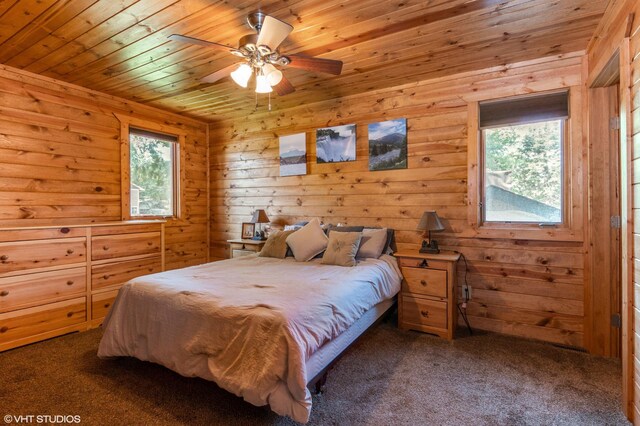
[268,92,271,111]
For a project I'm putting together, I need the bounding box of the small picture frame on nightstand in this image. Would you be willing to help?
[241,222,255,239]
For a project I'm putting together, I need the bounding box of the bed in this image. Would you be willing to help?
[97,253,402,423]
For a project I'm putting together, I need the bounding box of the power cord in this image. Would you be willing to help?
[455,251,473,335]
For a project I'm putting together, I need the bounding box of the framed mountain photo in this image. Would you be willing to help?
[368,118,407,171]
[279,133,307,176]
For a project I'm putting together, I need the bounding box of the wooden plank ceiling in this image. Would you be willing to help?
[0,0,610,122]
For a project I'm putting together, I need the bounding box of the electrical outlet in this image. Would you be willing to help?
[463,286,472,300]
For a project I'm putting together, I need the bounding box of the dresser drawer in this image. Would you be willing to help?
[92,290,119,320]
[0,238,86,275]
[402,267,447,298]
[92,232,161,261]
[402,296,447,330]
[0,267,86,313]
[0,297,86,343]
[232,249,258,258]
[92,256,161,291]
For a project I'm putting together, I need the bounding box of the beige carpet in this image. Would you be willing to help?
[0,322,628,425]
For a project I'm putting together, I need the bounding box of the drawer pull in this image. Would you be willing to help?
[0,326,8,333]
[0,255,8,261]
[104,303,111,309]
[0,290,8,297]
[60,227,70,234]
[419,259,429,268]
[420,310,429,318]
[420,280,427,286]
[66,280,74,286]
[66,312,73,318]
[103,246,109,251]
[66,249,74,254]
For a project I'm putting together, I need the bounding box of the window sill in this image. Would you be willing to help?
[466,225,583,242]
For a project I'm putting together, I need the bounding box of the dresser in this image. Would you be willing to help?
[227,239,265,258]
[0,221,164,351]
[395,251,460,340]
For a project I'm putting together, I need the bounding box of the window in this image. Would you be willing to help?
[129,128,179,218]
[479,91,568,225]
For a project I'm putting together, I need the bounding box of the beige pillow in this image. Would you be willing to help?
[285,218,329,261]
[357,228,388,259]
[258,230,295,259]
[321,231,363,267]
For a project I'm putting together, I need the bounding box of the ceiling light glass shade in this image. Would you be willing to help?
[230,64,252,88]
[255,74,273,93]
[263,63,283,86]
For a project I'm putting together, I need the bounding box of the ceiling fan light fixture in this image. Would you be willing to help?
[263,63,283,86]
[255,74,273,93]
[231,63,252,88]
[257,44,272,56]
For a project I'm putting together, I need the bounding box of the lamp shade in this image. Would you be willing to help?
[251,209,270,224]
[255,74,273,93]
[230,64,252,88]
[263,63,283,86]
[417,211,445,232]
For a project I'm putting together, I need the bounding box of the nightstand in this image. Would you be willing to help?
[227,239,266,258]
[395,251,461,340]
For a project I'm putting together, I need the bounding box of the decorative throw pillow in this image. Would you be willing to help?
[285,218,329,261]
[258,230,295,259]
[325,224,365,236]
[321,231,363,267]
[357,228,388,259]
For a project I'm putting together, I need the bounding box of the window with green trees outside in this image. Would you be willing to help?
[129,128,178,218]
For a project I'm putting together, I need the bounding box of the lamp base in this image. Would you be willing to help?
[419,239,440,254]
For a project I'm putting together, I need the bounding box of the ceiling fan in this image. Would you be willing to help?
[168,12,343,97]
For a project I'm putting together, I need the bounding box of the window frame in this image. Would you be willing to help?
[115,114,186,222]
[467,88,584,241]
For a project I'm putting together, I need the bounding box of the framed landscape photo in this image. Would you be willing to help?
[279,133,307,176]
[241,222,255,239]
[368,118,408,171]
[316,124,356,163]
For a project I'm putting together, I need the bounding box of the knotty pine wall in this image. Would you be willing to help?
[209,53,587,348]
[587,0,640,420]
[0,64,208,271]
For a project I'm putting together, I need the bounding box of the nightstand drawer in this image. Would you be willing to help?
[402,267,447,298]
[402,296,447,329]
[397,257,449,271]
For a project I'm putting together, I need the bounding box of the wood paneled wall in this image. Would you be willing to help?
[0,64,208,271]
[209,52,587,348]
[588,0,640,421]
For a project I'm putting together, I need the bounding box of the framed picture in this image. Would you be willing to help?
[316,124,356,163]
[241,222,255,239]
[280,133,307,176]
[368,118,408,171]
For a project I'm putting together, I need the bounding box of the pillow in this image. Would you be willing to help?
[285,219,329,261]
[258,230,295,259]
[357,228,388,259]
[321,232,363,267]
[325,225,365,235]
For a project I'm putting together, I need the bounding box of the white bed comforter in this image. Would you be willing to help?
[97,254,401,423]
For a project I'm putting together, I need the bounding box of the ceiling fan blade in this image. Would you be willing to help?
[286,55,343,75]
[256,16,293,51]
[201,63,239,84]
[168,34,233,51]
[273,75,295,96]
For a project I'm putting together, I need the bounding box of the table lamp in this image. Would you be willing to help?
[417,211,445,254]
[250,209,270,240]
